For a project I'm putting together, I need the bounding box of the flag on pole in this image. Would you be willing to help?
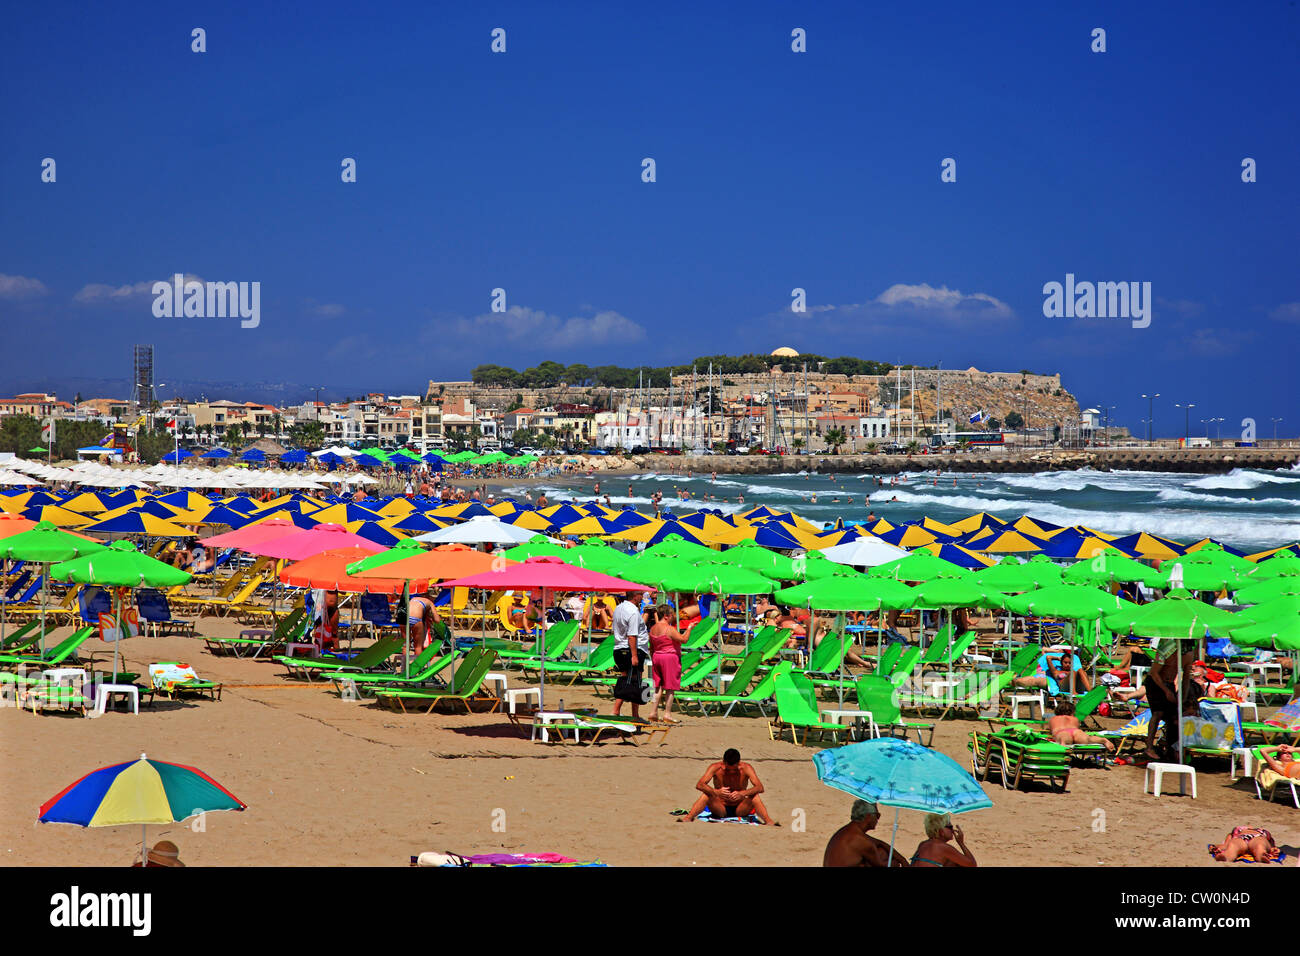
[968,410,987,425]
[41,418,56,443]
[165,419,176,431]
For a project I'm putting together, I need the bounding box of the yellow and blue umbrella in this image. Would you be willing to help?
[39,753,246,864]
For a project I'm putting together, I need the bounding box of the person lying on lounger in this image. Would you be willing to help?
[1259,744,1300,782]
[823,800,906,867]
[682,749,776,825]
[1047,699,1114,751]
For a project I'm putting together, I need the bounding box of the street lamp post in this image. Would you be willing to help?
[1101,405,1115,447]
[1175,403,1195,445]
[1214,417,1224,441]
[1271,417,1283,442]
[1141,393,1159,446]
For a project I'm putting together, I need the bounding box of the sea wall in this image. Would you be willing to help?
[630,447,1300,476]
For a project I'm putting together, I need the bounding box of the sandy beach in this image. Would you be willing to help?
[4,619,1295,868]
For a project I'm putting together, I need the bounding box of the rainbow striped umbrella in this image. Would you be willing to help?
[39,753,245,864]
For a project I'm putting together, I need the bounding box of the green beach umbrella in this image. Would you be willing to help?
[1102,590,1240,638]
[775,577,915,612]
[973,556,1062,592]
[797,550,862,581]
[28,446,47,454]
[644,536,718,562]
[909,578,1007,610]
[344,538,426,575]
[1155,561,1243,593]
[565,541,635,575]
[1236,595,1300,624]
[684,565,776,596]
[1233,577,1300,605]
[1228,616,1300,652]
[1005,584,1137,620]
[0,521,108,652]
[1179,542,1254,573]
[50,540,192,680]
[1245,551,1300,581]
[1062,551,1160,588]
[869,551,971,583]
[501,538,567,561]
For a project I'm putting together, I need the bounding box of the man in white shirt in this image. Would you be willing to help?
[612,592,649,721]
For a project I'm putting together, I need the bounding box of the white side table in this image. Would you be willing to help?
[504,687,540,715]
[820,708,878,739]
[1229,747,1256,781]
[531,710,577,743]
[1144,762,1197,798]
[93,683,139,716]
[484,672,508,696]
[1008,692,1044,719]
[283,642,318,658]
[1247,662,1283,686]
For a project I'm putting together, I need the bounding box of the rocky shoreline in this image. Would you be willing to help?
[625,447,1300,476]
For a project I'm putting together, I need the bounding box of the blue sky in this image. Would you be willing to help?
[1,1,1296,437]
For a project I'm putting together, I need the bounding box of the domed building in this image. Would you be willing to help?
[770,346,799,358]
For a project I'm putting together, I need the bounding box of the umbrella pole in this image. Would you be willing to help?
[886,807,900,867]
[142,825,147,867]
[402,582,410,678]
[113,587,121,682]
[539,586,547,713]
[40,562,49,655]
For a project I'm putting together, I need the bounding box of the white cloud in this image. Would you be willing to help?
[0,274,48,298]
[450,306,646,347]
[311,303,346,318]
[875,282,1013,317]
[74,274,204,304]
[1269,302,1300,323]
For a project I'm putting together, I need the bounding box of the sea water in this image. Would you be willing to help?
[508,464,1300,553]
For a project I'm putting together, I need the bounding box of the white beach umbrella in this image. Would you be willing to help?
[821,537,910,568]
[414,514,553,546]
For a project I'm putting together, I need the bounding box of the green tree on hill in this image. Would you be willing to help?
[1004,411,1024,430]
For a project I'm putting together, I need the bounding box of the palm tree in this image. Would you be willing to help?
[792,438,805,455]
[824,428,847,454]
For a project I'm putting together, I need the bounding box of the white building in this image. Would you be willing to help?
[859,416,892,440]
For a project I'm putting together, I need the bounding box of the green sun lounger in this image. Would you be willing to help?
[496,620,580,665]
[678,660,792,717]
[0,621,41,652]
[520,635,616,684]
[204,607,307,658]
[680,617,721,651]
[275,634,403,680]
[0,626,95,668]
[342,647,461,698]
[375,648,499,714]
[769,670,852,745]
[970,728,1070,792]
[853,675,936,746]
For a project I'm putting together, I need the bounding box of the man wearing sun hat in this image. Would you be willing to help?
[132,840,185,867]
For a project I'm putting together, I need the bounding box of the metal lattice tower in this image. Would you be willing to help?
[131,344,154,414]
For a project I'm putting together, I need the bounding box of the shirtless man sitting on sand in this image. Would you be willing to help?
[1047,699,1114,751]
[823,800,907,867]
[682,749,776,825]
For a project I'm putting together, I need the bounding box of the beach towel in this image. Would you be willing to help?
[691,808,766,825]
[1181,698,1242,751]
[1100,708,1162,738]
[1264,697,1300,731]
[149,662,200,692]
[415,851,601,867]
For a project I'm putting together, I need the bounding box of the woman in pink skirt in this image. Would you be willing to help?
[648,604,685,724]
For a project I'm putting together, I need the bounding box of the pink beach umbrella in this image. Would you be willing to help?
[439,556,653,713]
[248,523,386,561]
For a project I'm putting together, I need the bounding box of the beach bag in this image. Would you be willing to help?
[1180,698,1242,752]
[614,665,652,704]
